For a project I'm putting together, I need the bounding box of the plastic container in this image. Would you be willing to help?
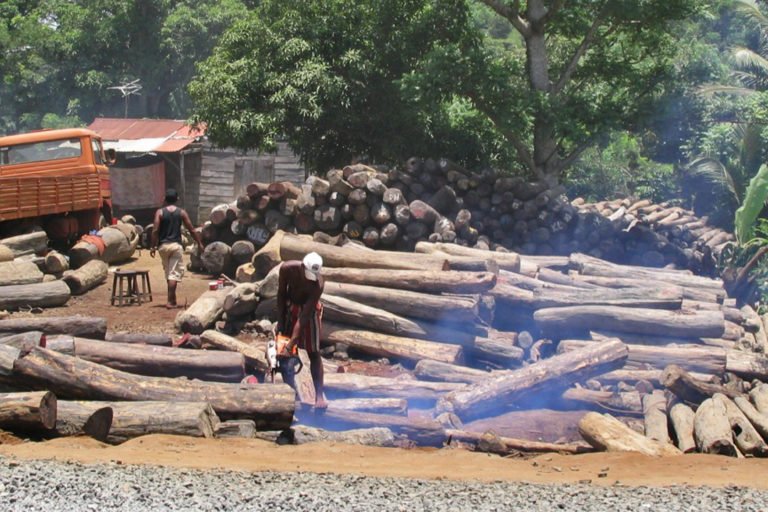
[209,281,219,291]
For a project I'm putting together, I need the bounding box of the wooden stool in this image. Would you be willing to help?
[111,270,140,306]
[134,269,153,303]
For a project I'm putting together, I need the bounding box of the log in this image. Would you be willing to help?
[322,321,463,365]
[62,259,108,295]
[13,347,295,429]
[446,429,592,455]
[642,390,670,444]
[55,400,220,443]
[0,316,107,339]
[578,412,682,456]
[597,368,718,387]
[323,372,462,402]
[693,397,737,456]
[414,359,489,384]
[0,390,56,431]
[559,388,642,415]
[200,330,268,374]
[214,419,256,439]
[0,244,12,262]
[323,282,481,323]
[0,260,44,286]
[561,272,724,303]
[53,402,112,441]
[0,280,71,310]
[97,225,137,264]
[668,401,696,453]
[661,364,739,405]
[0,231,47,257]
[750,384,768,415]
[437,340,628,420]
[414,242,520,272]
[309,408,445,446]
[201,241,232,275]
[320,267,497,294]
[0,331,45,351]
[494,283,685,311]
[534,305,725,339]
[734,396,768,440]
[42,335,75,355]
[223,283,259,317]
[175,289,229,334]
[289,425,396,447]
[326,398,407,415]
[717,393,768,457]
[44,251,69,274]
[725,350,768,381]
[471,333,525,368]
[105,332,173,346]
[590,330,734,350]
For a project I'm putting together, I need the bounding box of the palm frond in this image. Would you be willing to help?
[732,46,768,74]
[738,122,764,178]
[733,0,768,28]
[685,157,741,203]
[735,164,768,244]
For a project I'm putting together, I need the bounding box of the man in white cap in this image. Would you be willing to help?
[276,251,327,408]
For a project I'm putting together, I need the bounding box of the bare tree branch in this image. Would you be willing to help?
[478,0,531,38]
[552,3,612,95]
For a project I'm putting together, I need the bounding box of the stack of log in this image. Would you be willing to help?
[191,158,733,278]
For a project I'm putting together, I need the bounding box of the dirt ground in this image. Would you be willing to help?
[4,251,768,488]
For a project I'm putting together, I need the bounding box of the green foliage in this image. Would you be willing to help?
[718,219,768,311]
[735,164,768,243]
[563,132,680,204]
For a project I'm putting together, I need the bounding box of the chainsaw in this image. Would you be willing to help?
[266,332,303,383]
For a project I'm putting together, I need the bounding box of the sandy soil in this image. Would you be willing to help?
[4,251,768,488]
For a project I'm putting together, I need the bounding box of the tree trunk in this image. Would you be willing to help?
[44,251,69,274]
[222,283,259,317]
[661,364,739,406]
[414,241,520,272]
[175,289,228,334]
[326,398,408,415]
[55,400,220,444]
[0,244,12,262]
[98,226,137,264]
[322,321,463,365]
[725,350,768,381]
[200,329,268,374]
[559,388,642,415]
[438,340,628,421]
[446,429,592,455]
[414,359,489,384]
[734,396,768,440]
[214,419,256,439]
[717,393,768,457]
[750,383,768,414]
[308,408,445,446]
[668,401,696,453]
[13,347,295,429]
[642,390,670,444]
[63,259,108,295]
[0,231,47,257]
[0,280,70,310]
[320,267,497,294]
[534,305,725,339]
[0,331,45,351]
[323,372,462,402]
[578,412,682,456]
[105,332,173,346]
[0,260,43,286]
[552,272,725,303]
[52,402,112,441]
[694,397,737,456]
[0,390,56,431]
[0,316,107,339]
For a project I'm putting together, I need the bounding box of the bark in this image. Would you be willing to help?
[734,396,768,440]
[668,401,697,453]
[0,331,45,352]
[578,412,682,456]
[322,321,463,365]
[446,429,592,455]
[414,359,489,384]
[642,390,670,444]
[320,267,497,294]
[52,402,112,441]
[414,241,520,272]
[661,364,739,406]
[175,289,229,334]
[55,400,220,444]
[0,260,43,286]
[200,330,268,374]
[323,372,462,402]
[717,393,768,457]
[559,388,642,415]
[71,338,246,383]
[471,333,525,368]
[63,259,108,295]
[105,332,173,346]
[559,273,724,303]
[0,390,56,431]
[13,347,295,429]
[0,280,70,310]
[98,226,137,264]
[597,368,717,387]
[0,231,47,257]
[0,316,107,339]
[201,242,232,276]
[289,425,396,447]
[222,283,259,317]
[44,251,69,274]
[309,408,445,446]
[694,397,737,456]
[437,339,628,421]
[534,305,725,339]
[725,350,768,381]
[326,398,408,416]
[214,419,256,439]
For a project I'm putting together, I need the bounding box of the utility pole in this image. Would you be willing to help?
[108,79,142,118]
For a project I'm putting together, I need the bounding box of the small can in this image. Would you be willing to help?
[209,281,218,291]
[217,279,224,290]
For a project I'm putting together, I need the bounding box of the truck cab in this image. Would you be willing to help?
[0,128,115,243]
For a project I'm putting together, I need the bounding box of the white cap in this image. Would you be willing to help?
[303,252,323,281]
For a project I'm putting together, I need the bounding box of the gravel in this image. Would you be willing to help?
[0,457,766,512]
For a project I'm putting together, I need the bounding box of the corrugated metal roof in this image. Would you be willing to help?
[88,118,205,153]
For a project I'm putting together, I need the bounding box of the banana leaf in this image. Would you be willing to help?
[735,164,768,244]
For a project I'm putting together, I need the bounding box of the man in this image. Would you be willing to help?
[150,188,204,309]
[276,251,327,409]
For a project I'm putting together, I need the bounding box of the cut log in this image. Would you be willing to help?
[308,408,445,446]
[323,282,481,323]
[415,242,520,272]
[289,425,396,447]
[200,330,268,374]
[414,359,489,384]
[561,273,724,303]
[597,368,717,387]
[0,316,107,339]
[0,280,70,310]
[322,321,463,365]
[750,384,768,415]
[446,429,592,455]
[0,390,56,431]
[62,259,108,295]
[717,393,768,457]
[326,398,407,415]
[661,364,739,405]
[560,388,642,415]
[320,267,497,294]
[0,244,12,262]
[0,331,45,352]
[105,332,172,346]
[590,330,734,350]
[471,333,525,368]
[534,305,725,339]
[0,260,44,286]
[97,226,138,264]
[175,288,229,334]
[734,396,768,440]
[578,412,681,456]
[693,397,738,456]
[55,400,220,443]
[323,372,462,402]
[13,347,295,429]
[725,350,768,381]
[0,231,47,257]
[642,390,670,444]
[214,419,256,439]
[52,402,112,441]
[668,401,696,453]
[222,283,259,317]
[44,251,69,274]
[201,241,232,275]
[437,340,628,420]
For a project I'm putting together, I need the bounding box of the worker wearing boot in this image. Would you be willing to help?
[150,188,204,309]
[276,252,327,409]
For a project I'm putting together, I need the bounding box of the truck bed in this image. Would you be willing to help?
[0,174,101,222]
